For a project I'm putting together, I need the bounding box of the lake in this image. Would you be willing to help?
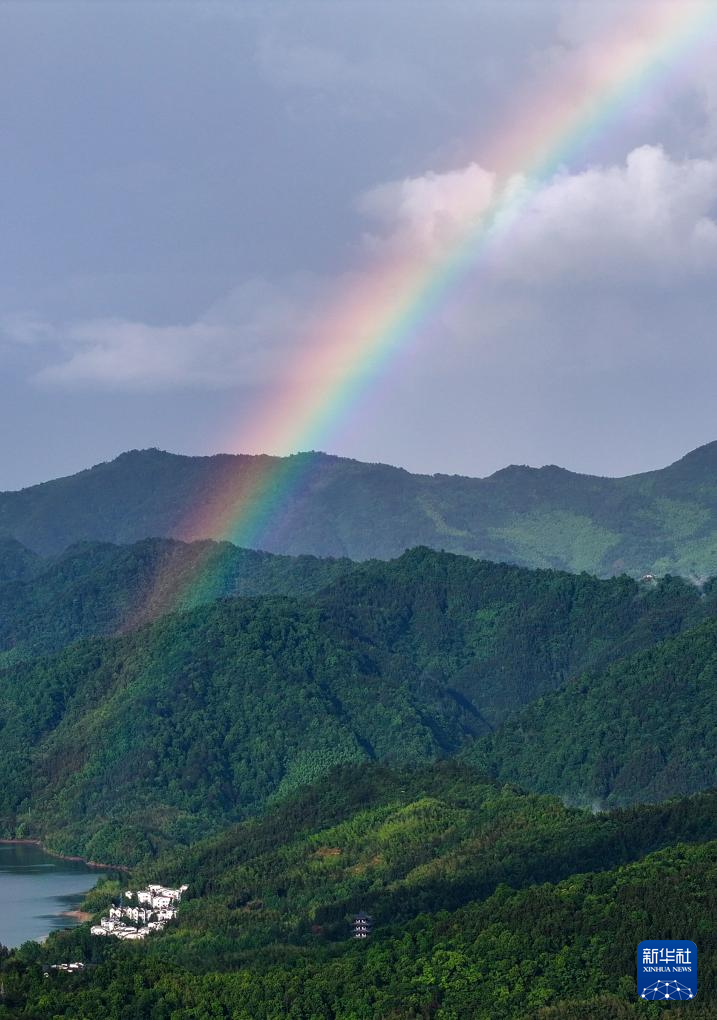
[0,843,106,949]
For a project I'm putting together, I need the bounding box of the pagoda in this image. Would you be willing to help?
[352,912,373,939]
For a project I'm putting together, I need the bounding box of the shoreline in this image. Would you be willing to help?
[61,909,93,922]
[0,838,129,873]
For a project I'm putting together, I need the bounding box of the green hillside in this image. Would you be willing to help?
[2,763,716,1018]
[469,615,717,807]
[0,537,354,663]
[0,548,714,863]
[144,764,717,951]
[4,442,717,575]
[0,538,40,581]
[315,549,714,727]
[0,593,481,863]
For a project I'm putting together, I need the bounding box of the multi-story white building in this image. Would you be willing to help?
[91,882,186,940]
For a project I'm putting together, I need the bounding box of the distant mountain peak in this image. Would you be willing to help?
[2,441,717,576]
[664,439,717,471]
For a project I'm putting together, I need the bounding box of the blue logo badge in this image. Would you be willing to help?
[637,940,696,1000]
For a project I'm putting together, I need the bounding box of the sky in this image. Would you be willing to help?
[2,0,717,490]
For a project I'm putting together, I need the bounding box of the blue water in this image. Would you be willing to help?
[0,843,105,948]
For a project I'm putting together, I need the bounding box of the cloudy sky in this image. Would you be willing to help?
[2,0,717,489]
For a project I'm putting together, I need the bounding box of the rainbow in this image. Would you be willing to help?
[139,0,717,618]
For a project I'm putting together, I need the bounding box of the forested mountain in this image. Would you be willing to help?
[0,537,354,663]
[1,547,715,864]
[144,763,717,949]
[0,530,714,1016]
[0,538,40,581]
[0,594,480,863]
[314,549,715,728]
[469,614,717,807]
[4,442,717,575]
[3,763,716,1018]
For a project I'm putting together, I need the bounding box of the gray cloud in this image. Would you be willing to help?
[13,145,717,396]
[2,278,328,391]
[2,0,717,488]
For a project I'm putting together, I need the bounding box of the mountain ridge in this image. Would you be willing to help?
[4,442,717,575]
[9,440,717,494]
[469,612,717,807]
[0,536,357,663]
[1,545,715,863]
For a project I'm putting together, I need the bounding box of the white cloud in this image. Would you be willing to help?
[357,145,717,282]
[4,145,717,393]
[348,144,717,391]
[1,277,330,391]
[357,163,497,255]
[501,146,717,283]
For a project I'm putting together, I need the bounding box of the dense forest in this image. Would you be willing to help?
[0,536,354,664]
[0,536,714,1016]
[1,762,715,1018]
[470,615,717,806]
[1,547,715,863]
[5,441,717,575]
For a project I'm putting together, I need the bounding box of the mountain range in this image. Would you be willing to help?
[2,450,717,1017]
[1,542,715,865]
[6,763,717,1018]
[4,441,717,575]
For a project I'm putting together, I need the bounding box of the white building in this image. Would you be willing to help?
[148,884,188,901]
[46,962,86,974]
[91,881,187,940]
